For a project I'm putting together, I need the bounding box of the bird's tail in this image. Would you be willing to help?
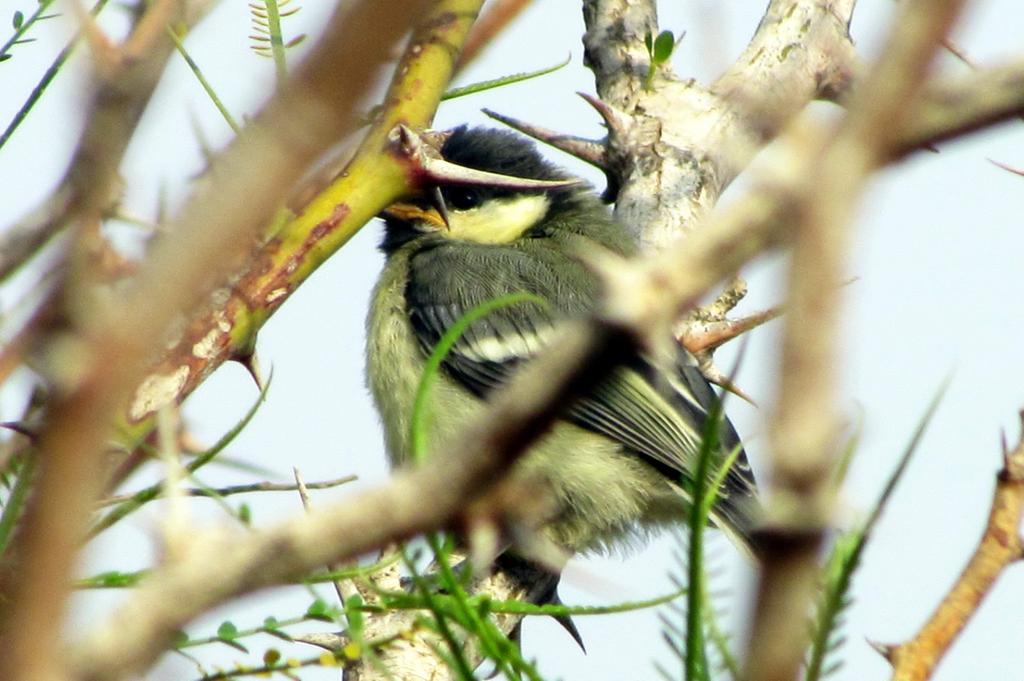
[708,491,763,562]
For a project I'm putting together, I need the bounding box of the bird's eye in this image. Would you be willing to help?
[445,187,481,211]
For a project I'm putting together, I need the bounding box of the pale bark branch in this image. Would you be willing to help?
[0,1,202,678]
[581,0,857,252]
[0,1,214,283]
[63,15,1024,675]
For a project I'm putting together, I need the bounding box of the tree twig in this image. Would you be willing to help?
[0,0,214,283]
[96,475,358,506]
[293,467,361,608]
[892,57,1024,158]
[887,414,1024,681]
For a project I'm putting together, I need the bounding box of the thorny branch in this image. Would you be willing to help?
[887,415,1024,681]
[96,474,358,507]
[0,0,440,679]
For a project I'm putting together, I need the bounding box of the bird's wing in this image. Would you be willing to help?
[406,240,758,531]
[406,239,595,393]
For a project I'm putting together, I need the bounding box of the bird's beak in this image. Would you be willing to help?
[380,202,447,230]
[380,187,450,230]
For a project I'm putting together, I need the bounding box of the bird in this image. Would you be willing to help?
[366,125,759,558]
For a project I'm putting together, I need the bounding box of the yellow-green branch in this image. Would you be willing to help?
[116,0,484,447]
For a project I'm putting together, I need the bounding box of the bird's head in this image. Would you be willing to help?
[380,126,605,254]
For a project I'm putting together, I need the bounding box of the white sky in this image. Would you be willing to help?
[1,1,1023,680]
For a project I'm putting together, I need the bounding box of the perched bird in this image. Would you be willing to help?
[366,126,759,557]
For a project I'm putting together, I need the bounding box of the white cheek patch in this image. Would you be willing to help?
[447,194,551,244]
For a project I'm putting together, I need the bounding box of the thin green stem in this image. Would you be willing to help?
[0,0,59,60]
[90,377,271,537]
[441,54,571,100]
[167,27,241,133]
[98,474,356,506]
[177,614,306,649]
[261,0,288,84]
[426,535,517,679]
[805,380,949,681]
[685,406,724,681]
[482,584,687,616]
[400,547,475,679]
[409,292,546,463]
[702,582,740,680]
[0,0,112,151]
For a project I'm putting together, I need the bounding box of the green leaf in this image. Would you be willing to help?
[12,11,24,29]
[345,595,364,640]
[305,598,330,620]
[216,620,238,640]
[237,502,252,525]
[442,54,571,101]
[94,570,144,587]
[644,30,653,55]
[653,30,675,63]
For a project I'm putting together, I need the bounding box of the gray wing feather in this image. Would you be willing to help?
[405,239,758,536]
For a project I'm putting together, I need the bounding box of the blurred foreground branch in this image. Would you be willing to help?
[746,1,969,680]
